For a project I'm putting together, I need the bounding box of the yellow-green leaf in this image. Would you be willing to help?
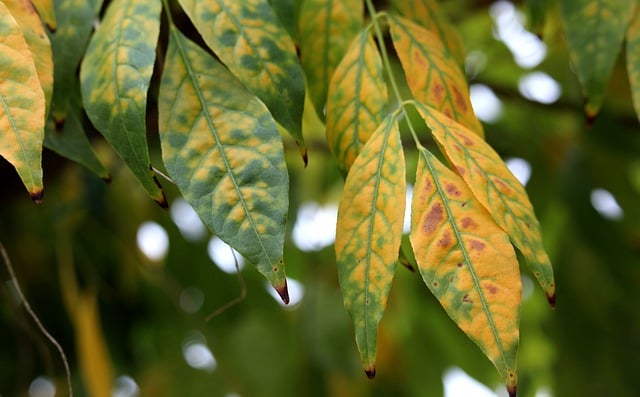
[80,0,165,206]
[410,147,520,394]
[177,0,307,160]
[326,29,387,174]
[5,0,53,114]
[560,0,635,119]
[335,115,405,377]
[298,0,362,120]
[626,7,640,124]
[0,0,44,201]
[389,0,466,67]
[389,15,484,138]
[159,27,290,302]
[30,0,56,30]
[414,102,556,306]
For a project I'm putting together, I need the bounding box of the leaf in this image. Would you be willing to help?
[30,0,56,30]
[335,115,405,377]
[525,0,551,37]
[80,0,165,206]
[560,0,635,120]
[414,102,556,306]
[389,0,466,67]
[389,15,484,138]
[0,0,44,201]
[159,27,290,302]
[5,0,53,114]
[298,0,362,120]
[267,0,296,39]
[176,0,307,161]
[326,29,388,174]
[626,7,640,124]
[410,147,521,395]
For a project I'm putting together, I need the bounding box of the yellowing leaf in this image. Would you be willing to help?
[30,0,56,30]
[410,147,520,394]
[626,7,640,123]
[414,102,556,306]
[5,0,53,114]
[326,30,388,174]
[389,15,484,138]
[299,0,362,119]
[335,115,405,377]
[159,27,290,301]
[177,0,307,160]
[389,0,466,67]
[0,0,44,201]
[80,0,165,206]
[560,0,635,119]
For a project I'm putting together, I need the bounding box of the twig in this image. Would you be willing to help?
[151,165,175,185]
[205,249,246,321]
[0,242,73,397]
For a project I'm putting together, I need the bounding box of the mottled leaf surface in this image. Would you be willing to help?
[560,0,635,119]
[389,15,484,138]
[0,1,44,200]
[335,115,405,376]
[177,0,306,156]
[326,30,387,174]
[159,27,289,300]
[299,0,362,119]
[389,0,466,67]
[411,147,521,393]
[80,0,164,205]
[30,0,56,30]
[626,8,640,123]
[415,102,556,305]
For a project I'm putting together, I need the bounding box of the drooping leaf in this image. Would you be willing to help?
[0,1,44,201]
[335,115,405,377]
[80,0,165,206]
[29,0,56,30]
[5,0,53,114]
[267,0,296,39]
[389,15,484,138]
[414,102,556,306]
[626,8,640,124]
[177,0,307,161]
[389,0,466,67]
[159,27,290,302]
[560,0,635,120]
[410,147,521,395]
[298,0,362,120]
[326,29,388,174]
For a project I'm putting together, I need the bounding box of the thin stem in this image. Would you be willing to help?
[1,242,73,397]
[205,249,246,321]
[151,165,175,185]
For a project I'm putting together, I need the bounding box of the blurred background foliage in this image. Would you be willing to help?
[2,0,640,396]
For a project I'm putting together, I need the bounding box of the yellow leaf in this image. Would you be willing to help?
[29,0,56,30]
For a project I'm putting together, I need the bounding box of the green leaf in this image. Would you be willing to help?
[267,0,296,39]
[159,27,290,302]
[335,115,405,377]
[80,0,165,206]
[0,0,44,201]
[389,15,484,138]
[298,0,362,120]
[560,0,635,119]
[176,0,307,161]
[389,0,466,67]
[30,0,57,30]
[326,29,388,174]
[414,102,556,306]
[410,147,521,394]
[525,0,551,37]
[626,8,640,124]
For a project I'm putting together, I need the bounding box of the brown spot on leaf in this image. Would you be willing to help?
[365,367,376,379]
[469,240,485,251]
[445,183,461,197]
[452,86,468,112]
[486,284,499,294]
[461,217,477,229]
[444,109,452,118]
[432,83,445,103]
[413,49,427,66]
[460,201,467,208]
[275,280,289,305]
[438,231,452,248]
[424,178,433,191]
[455,166,466,176]
[432,281,439,288]
[30,189,44,204]
[457,262,463,268]
[494,178,511,193]
[423,203,444,234]
[547,291,556,309]
[462,293,472,303]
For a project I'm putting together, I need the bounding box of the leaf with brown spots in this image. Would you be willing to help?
[388,14,484,138]
[335,115,405,377]
[414,101,556,306]
[410,147,521,392]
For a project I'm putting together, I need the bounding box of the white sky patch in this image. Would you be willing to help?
[208,237,246,274]
[519,72,562,104]
[29,377,56,397]
[444,367,497,397]
[266,277,305,308]
[505,157,532,187]
[590,188,624,220]
[470,84,503,123]
[136,221,169,262]
[112,375,140,397]
[170,198,207,242]
[179,286,205,314]
[404,185,413,234]
[292,202,338,251]
[182,333,217,372]
[490,0,547,68]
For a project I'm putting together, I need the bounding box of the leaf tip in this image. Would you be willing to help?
[507,385,517,397]
[274,278,289,305]
[154,194,169,209]
[297,141,308,167]
[364,366,376,379]
[30,189,44,204]
[546,290,556,309]
[506,371,517,397]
